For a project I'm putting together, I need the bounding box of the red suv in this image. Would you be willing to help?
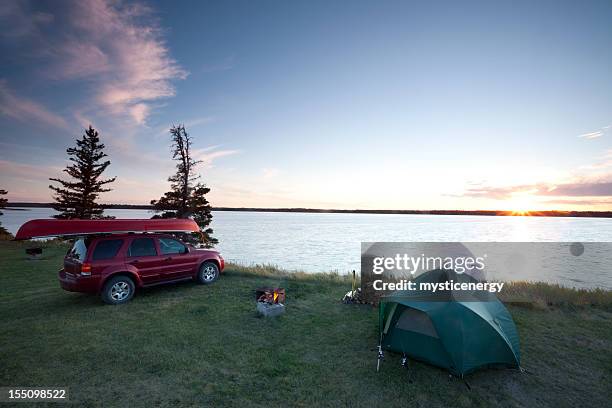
[58,233,225,304]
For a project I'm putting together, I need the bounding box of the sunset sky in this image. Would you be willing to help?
[1,0,611,210]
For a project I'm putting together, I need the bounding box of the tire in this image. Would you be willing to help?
[197,261,219,284]
[101,275,135,305]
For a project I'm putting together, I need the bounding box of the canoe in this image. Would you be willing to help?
[14,219,200,240]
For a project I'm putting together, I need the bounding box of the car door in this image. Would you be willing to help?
[90,238,125,275]
[126,237,164,284]
[157,237,197,280]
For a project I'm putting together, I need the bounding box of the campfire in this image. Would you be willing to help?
[255,287,286,317]
[256,287,286,304]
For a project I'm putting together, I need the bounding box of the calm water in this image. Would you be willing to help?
[2,207,611,288]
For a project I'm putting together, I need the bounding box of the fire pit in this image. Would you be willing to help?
[256,287,285,317]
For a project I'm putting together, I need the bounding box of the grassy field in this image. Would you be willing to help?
[1,241,611,407]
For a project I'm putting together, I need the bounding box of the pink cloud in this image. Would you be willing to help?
[543,198,612,206]
[0,2,54,38]
[4,0,187,125]
[129,103,150,125]
[57,41,110,78]
[543,181,612,197]
[191,146,240,168]
[65,0,187,124]
[457,178,612,200]
[0,80,68,129]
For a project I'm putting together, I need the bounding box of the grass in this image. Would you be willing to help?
[0,241,611,407]
[500,281,612,310]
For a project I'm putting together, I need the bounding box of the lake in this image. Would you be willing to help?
[2,207,612,289]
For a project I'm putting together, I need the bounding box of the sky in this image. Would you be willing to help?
[0,0,611,211]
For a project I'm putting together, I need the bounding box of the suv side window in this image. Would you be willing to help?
[92,239,124,261]
[128,238,157,257]
[159,238,187,255]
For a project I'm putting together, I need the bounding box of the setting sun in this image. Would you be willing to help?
[508,193,536,215]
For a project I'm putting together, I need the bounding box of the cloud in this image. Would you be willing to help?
[191,146,240,168]
[185,117,215,128]
[578,131,603,139]
[155,117,215,137]
[579,149,612,171]
[578,125,610,140]
[458,179,612,200]
[543,198,612,206]
[57,41,111,78]
[202,55,236,73]
[0,80,68,129]
[129,103,150,125]
[73,110,96,129]
[1,0,186,126]
[70,0,187,124]
[0,2,54,39]
[452,185,532,200]
[262,168,280,178]
[0,159,62,181]
[542,181,612,196]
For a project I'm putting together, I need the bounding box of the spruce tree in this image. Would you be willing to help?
[49,126,116,219]
[151,124,217,247]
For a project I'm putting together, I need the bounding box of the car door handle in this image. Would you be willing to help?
[128,260,139,265]
[164,257,173,261]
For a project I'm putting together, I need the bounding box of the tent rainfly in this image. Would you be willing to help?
[379,269,520,376]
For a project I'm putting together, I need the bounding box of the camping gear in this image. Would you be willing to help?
[375,345,384,372]
[14,218,200,240]
[378,269,520,377]
[342,287,364,303]
[342,270,367,304]
[25,247,43,259]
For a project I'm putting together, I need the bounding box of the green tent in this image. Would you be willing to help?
[379,269,520,376]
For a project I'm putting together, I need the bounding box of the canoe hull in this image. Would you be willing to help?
[14,219,200,240]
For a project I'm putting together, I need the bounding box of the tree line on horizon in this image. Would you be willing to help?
[0,189,8,238]
[39,124,217,246]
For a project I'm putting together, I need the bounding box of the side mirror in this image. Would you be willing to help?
[182,246,190,254]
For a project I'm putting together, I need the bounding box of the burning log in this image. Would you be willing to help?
[255,287,286,317]
[256,287,285,304]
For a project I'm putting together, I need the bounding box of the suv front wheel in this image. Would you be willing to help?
[198,262,219,284]
[102,275,135,305]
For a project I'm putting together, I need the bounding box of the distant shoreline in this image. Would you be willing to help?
[6,202,612,218]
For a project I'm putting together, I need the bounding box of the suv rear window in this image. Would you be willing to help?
[128,238,157,257]
[92,239,124,261]
[68,239,89,261]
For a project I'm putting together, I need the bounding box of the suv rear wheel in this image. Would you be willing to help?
[102,275,135,305]
[198,262,219,284]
